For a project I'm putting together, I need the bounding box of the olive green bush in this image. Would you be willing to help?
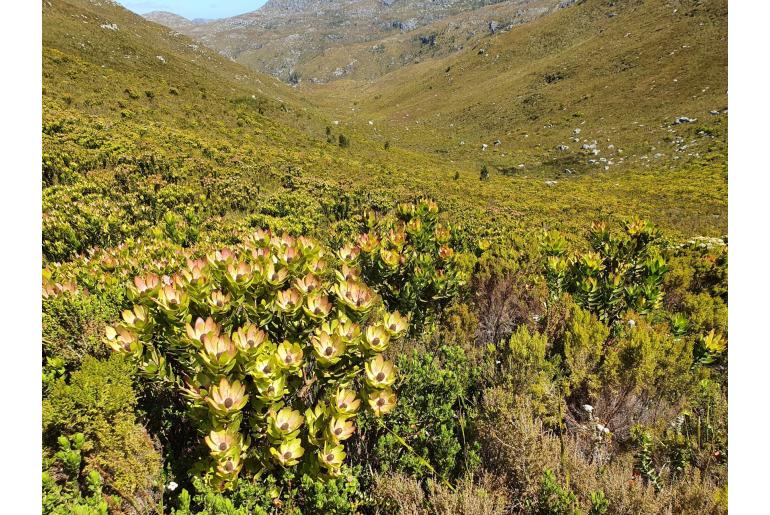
[43,355,163,513]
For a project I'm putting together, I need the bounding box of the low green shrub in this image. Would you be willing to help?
[43,355,163,512]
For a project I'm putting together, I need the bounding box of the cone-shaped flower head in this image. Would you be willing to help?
[182,259,209,288]
[278,245,300,267]
[318,442,346,473]
[131,273,160,298]
[105,325,142,356]
[333,388,361,417]
[121,305,151,332]
[387,225,407,249]
[200,333,237,371]
[297,235,318,254]
[264,261,289,287]
[336,263,360,282]
[205,427,241,456]
[367,387,397,416]
[155,285,188,313]
[337,243,360,264]
[383,311,408,338]
[232,324,267,354]
[434,225,451,244]
[379,248,401,269]
[256,374,287,402]
[420,198,439,214]
[357,232,380,254]
[249,354,277,381]
[337,318,362,343]
[406,217,423,235]
[270,438,305,467]
[207,248,235,267]
[206,377,248,416]
[311,332,346,366]
[185,317,220,347]
[365,354,396,389]
[226,261,252,287]
[438,246,455,261]
[215,453,243,479]
[268,406,304,439]
[249,228,272,247]
[363,324,390,352]
[275,287,302,314]
[304,293,332,319]
[295,273,321,295]
[306,256,328,274]
[276,341,304,371]
[335,280,375,312]
[207,290,231,313]
[328,416,355,443]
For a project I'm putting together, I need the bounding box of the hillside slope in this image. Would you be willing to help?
[43,0,727,272]
[305,0,727,177]
[144,0,562,82]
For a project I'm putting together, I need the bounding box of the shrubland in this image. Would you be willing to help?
[42,0,727,513]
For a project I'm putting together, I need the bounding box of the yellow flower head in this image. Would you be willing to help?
[270,438,305,467]
[276,341,304,371]
[363,324,390,352]
[367,387,397,416]
[311,332,346,366]
[304,293,332,319]
[333,388,361,417]
[105,325,142,356]
[275,287,302,314]
[295,273,321,294]
[268,406,304,439]
[383,311,408,338]
[232,324,268,354]
[200,333,237,371]
[328,416,355,443]
[206,377,248,416]
[365,354,396,389]
[185,316,220,347]
[318,442,346,473]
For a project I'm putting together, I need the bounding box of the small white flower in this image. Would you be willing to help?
[627,319,636,328]
[602,426,610,434]
[167,481,178,492]
[596,423,606,433]
[583,404,594,413]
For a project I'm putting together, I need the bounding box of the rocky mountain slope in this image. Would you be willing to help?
[143,0,563,82]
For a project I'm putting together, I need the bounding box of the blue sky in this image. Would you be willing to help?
[118,1,267,20]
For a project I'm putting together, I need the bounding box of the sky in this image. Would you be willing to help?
[118,1,268,20]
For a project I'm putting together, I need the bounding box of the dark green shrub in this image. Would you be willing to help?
[43,433,109,515]
[43,286,125,368]
[363,344,480,481]
[529,469,580,515]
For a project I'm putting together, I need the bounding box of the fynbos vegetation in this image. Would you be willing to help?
[41,0,727,513]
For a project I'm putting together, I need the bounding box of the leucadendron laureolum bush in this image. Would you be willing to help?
[543,219,668,325]
[105,229,408,490]
[354,198,470,334]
